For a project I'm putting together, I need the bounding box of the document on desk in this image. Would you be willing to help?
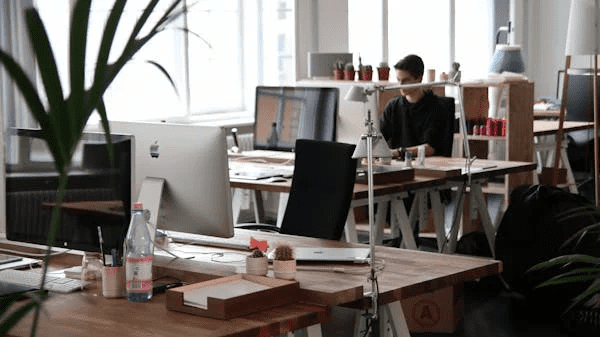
[183,279,269,309]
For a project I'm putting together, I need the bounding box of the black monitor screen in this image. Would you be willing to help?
[253,86,338,151]
[5,128,132,253]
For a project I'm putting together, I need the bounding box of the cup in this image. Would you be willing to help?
[102,265,126,298]
[427,69,436,82]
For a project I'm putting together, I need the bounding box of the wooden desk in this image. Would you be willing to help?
[230,162,449,246]
[533,109,560,119]
[2,240,329,337]
[392,157,536,255]
[533,120,594,193]
[156,229,502,335]
[1,228,501,336]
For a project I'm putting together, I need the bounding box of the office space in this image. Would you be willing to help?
[0,0,596,336]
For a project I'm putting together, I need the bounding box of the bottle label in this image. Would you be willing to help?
[125,256,152,293]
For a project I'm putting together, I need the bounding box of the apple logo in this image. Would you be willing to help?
[150,140,159,158]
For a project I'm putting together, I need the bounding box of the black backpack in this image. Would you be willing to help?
[495,184,600,292]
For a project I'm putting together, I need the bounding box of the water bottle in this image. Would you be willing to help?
[125,202,153,302]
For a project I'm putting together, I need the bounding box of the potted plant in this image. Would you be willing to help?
[333,60,345,80]
[377,61,390,81]
[246,248,268,276]
[0,1,186,335]
[360,65,373,81]
[272,244,296,280]
[344,62,355,81]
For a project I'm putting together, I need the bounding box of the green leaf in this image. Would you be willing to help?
[69,0,91,131]
[565,281,600,314]
[96,99,115,166]
[0,299,39,336]
[528,254,600,273]
[146,60,179,96]
[24,8,65,119]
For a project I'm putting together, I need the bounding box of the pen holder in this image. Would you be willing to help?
[102,265,125,298]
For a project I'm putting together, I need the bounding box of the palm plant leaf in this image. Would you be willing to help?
[528,254,600,272]
[566,280,600,314]
[0,1,187,335]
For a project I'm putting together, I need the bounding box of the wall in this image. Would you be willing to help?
[296,0,349,80]
[519,0,596,99]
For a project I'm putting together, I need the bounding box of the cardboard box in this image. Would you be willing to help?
[400,285,464,333]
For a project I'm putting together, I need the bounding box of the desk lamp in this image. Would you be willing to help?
[554,0,600,206]
[345,85,390,329]
[345,81,472,331]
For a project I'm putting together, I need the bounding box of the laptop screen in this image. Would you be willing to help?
[253,86,338,152]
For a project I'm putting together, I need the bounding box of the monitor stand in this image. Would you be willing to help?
[137,177,165,242]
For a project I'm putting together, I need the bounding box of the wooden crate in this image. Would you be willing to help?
[401,285,464,333]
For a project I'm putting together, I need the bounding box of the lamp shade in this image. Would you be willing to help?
[565,0,600,55]
[344,85,369,102]
[352,134,392,159]
[489,45,525,73]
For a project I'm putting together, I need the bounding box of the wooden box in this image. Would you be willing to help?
[356,166,415,185]
[166,274,299,320]
[400,285,464,333]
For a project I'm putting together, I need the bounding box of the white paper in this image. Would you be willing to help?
[183,279,269,309]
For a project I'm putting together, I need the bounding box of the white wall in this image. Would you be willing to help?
[296,0,349,80]
[518,0,597,99]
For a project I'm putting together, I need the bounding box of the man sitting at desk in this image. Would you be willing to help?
[380,54,454,160]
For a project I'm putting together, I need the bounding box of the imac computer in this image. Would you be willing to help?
[5,128,133,253]
[109,121,234,239]
[253,86,338,152]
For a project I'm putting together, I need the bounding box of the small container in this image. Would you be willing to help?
[405,151,413,168]
[102,265,126,298]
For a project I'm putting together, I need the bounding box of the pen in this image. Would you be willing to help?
[111,248,118,266]
[97,226,105,266]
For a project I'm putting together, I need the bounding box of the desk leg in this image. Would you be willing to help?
[470,182,496,257]
[391,195,417,250]
[344,201,360,243]
[231,188,242,224]
[429,190,446,253]
[276,192,289,228]
[446,186,466,254]
[384,301,411,337]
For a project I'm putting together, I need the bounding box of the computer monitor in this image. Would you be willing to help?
[5,128,133,253]
[109,121,234,238]
[253,86,338,152]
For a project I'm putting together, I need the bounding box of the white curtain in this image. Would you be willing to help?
[0,0,37,234]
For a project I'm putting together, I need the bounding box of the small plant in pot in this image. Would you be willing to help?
[272,244,296,280]
[360,64,373,81]
[246,248,268,276]
[377,61,390,81]
[344,62,355,81]
[333,60,345,80]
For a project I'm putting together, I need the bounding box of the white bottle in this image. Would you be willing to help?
[125,202,153,302]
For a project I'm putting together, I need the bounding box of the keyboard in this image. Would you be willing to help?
[168,232,252,251]
[0,269,84,293]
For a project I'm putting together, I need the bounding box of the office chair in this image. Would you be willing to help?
[236,139,358,240]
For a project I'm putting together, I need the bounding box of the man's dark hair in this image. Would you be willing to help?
[394,54,424,79]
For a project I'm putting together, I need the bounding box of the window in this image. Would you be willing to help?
[33,0,295,123]
[349,0,492,81]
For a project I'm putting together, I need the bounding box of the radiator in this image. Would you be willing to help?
[226,133,253,152]
[6,188,115,244]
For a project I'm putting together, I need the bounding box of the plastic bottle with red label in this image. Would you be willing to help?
[125,202,153,302]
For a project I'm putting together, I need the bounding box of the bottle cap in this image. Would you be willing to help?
[133,202,144,210]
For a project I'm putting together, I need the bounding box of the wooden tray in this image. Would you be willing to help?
[166,274,299,320]
[356,166,415,185]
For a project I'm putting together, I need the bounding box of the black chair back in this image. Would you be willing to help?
[279,139,357,240]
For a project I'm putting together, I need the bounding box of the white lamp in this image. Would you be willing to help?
[488,22,526,119]
[555,0,600,206]
[344,86,391,324]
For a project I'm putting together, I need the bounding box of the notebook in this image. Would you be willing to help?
[268,247,370,264]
